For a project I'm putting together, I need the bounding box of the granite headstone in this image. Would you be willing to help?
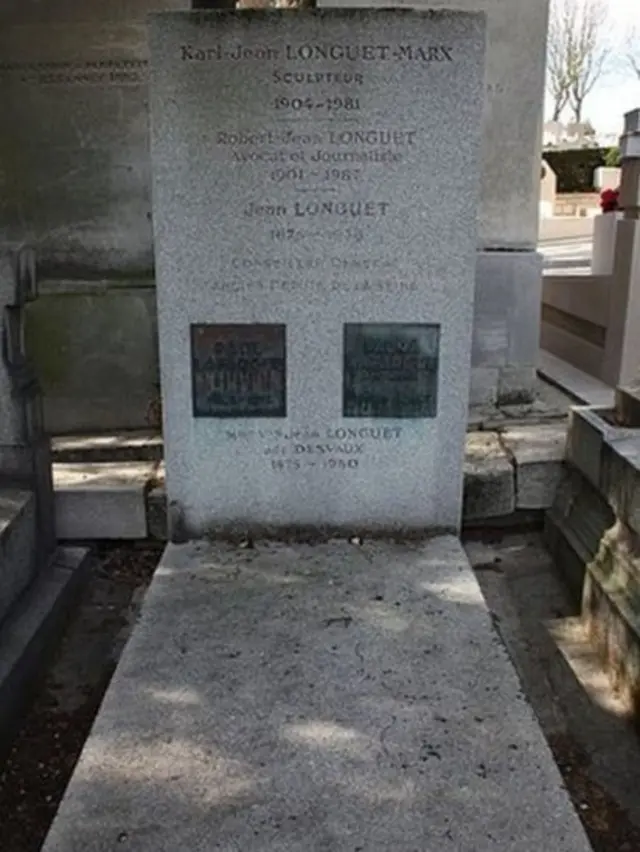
[150,9,486,535]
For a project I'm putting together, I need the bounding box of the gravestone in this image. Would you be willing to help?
[150,8,486,536]
[539,159,557,219]
[0,0,188,434]
[0,245,56,623]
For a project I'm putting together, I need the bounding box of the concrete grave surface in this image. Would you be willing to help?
[42,537,591,852]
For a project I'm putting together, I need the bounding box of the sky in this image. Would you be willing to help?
[544,0,640,134]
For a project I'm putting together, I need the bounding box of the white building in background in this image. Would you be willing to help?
[543,121,619,150]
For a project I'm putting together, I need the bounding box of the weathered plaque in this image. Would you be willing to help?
[191,324,286,418]
[343,323,440,418]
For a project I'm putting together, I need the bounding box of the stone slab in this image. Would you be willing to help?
[565,406,636,491]
[470,249,542,405]
[150,9,486,536]
[463,432,515,521]
[501,424,567,510]
[544,467,615,603]
[583,525,640,721]
[538,350,615,409]
[42,537,591,852]
[318,0,549,249]
[52,430,163,463]
[52,462,156,539]
[614,383,640,427]
[0,488,37,626]
[25,288,160,433]
[0,545,90,757]
[0,250,24,449]
[600,436,640,539]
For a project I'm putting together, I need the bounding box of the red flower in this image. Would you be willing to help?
[600,187,620,213]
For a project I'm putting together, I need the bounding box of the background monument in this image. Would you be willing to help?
[319,0,550,406]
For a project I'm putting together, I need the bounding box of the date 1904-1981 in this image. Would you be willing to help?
[275,96,360,112]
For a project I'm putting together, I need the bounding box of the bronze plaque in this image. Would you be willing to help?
[191,324,286,418]
[343,323,440,418]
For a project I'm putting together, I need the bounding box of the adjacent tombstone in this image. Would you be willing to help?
[594,166,621,192]
[0,0,187,434]
[0,3,162,275]
[539,159,557,220]
[0,245,56,622]
[149,8,486,536]
[603,108,640,389]
[317,0,550,406]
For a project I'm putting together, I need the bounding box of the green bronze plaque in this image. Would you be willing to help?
[343,323,440,418]
[191,323,286,418]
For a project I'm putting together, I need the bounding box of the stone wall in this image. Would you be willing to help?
[0,0,185,432]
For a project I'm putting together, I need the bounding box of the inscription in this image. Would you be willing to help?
[0,59,147,86]
[180,43,455,63]
[223,424,404,474]
[244,200,390,218]
[191,324,286,418]
[343,324,440,419]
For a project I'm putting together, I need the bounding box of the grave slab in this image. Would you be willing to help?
[42,537,592,852]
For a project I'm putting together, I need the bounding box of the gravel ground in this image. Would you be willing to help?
[1,534,640,851]
[549,733,640,852]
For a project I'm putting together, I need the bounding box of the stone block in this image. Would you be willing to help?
[463,432,515,521]
[53,462,156,539]
[146,485,168,541]
[25,286,159,434]
[473,250,542,404]
[0,546,89,756]
[615,384,640,427]
[469,367,499,407]
[546,467,614,564]
[600,436,640,538]
[497,366,538,407]
[473,251,542,366]
[624,109,640,135]
[501,424,567,509]
[544,467,615,603]
[0,489,37,627]
[544,512,588,604]
[583,522,640,720]
[565,406,636,490]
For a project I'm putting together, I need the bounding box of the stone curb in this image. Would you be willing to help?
[0,547,90,760]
